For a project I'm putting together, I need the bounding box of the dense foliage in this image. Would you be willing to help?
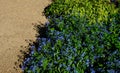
[22,0,120,73]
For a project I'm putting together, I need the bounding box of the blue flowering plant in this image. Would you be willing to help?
[22,0,120,73]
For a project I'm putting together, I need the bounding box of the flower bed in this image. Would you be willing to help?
[22,0,120,72]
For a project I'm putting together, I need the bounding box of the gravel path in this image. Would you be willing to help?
[0,0,51,73]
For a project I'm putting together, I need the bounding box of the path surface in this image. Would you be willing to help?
[0,0,51,73]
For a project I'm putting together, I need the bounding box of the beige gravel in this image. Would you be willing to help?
[0,0,51,73]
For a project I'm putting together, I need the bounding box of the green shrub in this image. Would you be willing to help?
[22,0,120,73]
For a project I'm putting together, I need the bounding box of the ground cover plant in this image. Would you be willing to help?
[22,0,120,72]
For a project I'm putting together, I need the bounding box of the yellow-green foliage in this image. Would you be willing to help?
[46,0,119,25]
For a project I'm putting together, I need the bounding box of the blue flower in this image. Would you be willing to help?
[60,16,63,20]
[21,65,26,70]
[37,46,42,52]
[24,58,30,64]
[107,69,115,73]
[31,50,34,55]
[91,45,94,52]
[47,16,51,19]
[37,37,41,41]
[38,60,42,67]
[41,38,47,42]
[30,66,34,70]
[90,68,95,73]
[73,48,77,52]
[56,31,60,35]
[26,58,30,62]
[86,59,90,66]
[32,66,36,72]
[54,61,58,65]
[57,57,60,60]
[118,37,120,40]
[45,21,50,26]
[81,52,85,57]
[59,64,62,68]
[47,38,51,43]
[66,66,71,71]
[31,45,35,49]
[41,41,46,46]
[94,56,100,59]
[58,36,64,40]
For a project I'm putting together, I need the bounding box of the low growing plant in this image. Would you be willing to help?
[22,0,120,73]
